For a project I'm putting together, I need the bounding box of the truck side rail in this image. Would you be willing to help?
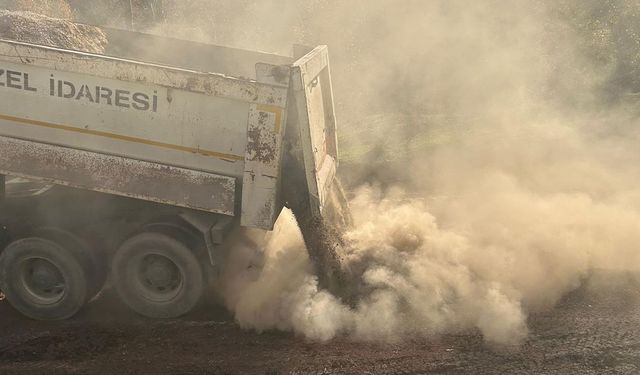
[103,27,294,79]
[0,39,288,107]
[0,136,236,215]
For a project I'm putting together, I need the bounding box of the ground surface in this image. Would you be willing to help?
[0,271,639,374]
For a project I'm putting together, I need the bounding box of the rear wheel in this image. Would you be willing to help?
[33,227,107,301]
[111,232,204,319]
[0,237,88,320]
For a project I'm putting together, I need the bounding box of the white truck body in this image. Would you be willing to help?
[0,31,339,230]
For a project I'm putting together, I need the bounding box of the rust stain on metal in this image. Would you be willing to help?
[240,102,286,230]
[246,112,278,164]
[270,66,289,84]
[184,77,199,90]
[256,105,284,133]
[203,81,213,95]
[257,199,274,226]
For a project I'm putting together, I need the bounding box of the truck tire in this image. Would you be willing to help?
[142,219,218,293]
[111,232,204,319]
[0,237,88,320]
[34,227,107,301]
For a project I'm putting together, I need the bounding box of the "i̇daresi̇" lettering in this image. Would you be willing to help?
[0,69,159,113]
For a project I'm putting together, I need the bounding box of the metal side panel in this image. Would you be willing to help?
[0,39,289,108]
[240,64,290,230]
[291,45,339,218]
[0,58,250,179]
[103,27,295,79]
[0,136,236,216]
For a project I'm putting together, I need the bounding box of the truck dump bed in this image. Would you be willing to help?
[0,30,339,231]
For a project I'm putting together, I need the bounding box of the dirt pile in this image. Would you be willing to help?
[0,0,74,19]
[0,10,106,53]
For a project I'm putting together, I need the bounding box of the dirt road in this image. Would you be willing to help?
[1,271,639,374]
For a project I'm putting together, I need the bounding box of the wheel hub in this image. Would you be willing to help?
[21,258,65,305]
[138,254,182,301]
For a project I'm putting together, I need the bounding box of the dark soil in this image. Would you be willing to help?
[1,270,639,374]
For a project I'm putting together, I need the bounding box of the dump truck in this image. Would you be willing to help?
[0,29,350,320]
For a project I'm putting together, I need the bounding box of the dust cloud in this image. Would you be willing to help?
[5,0,640,345]
[209,0,640,346]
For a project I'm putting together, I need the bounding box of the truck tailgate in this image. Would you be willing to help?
[291,46,339,218]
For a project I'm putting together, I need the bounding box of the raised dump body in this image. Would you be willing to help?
[0,32,338,230]
[0,29,345,321]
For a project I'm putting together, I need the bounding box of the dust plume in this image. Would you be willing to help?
[140,0,640,345]
[8,0,640,345]
[7,0,636,347]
